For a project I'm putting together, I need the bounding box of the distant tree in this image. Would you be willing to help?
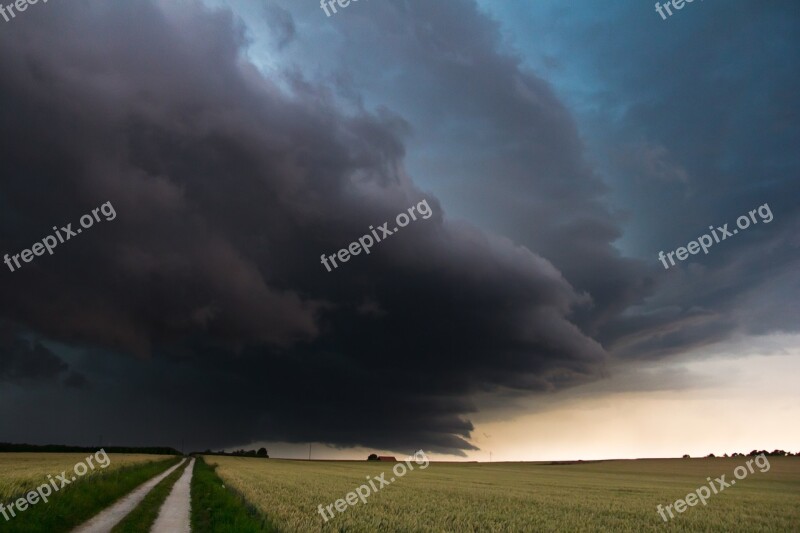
[706,453,715,458]
[682,454,690,459]
[257,448,269,458]
[368,454,378,461]
[723,453,729,458]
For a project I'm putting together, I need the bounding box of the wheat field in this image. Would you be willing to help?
[204,456,800,532]
[0,453,165,502]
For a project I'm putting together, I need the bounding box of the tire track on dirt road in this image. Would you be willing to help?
[72,458,186,533]
[151,457,195,533]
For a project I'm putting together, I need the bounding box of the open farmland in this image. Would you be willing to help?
[0,453,180,532]
[204,456,800,532]
[0,452,165,502]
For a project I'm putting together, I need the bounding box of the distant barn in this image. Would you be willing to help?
[377,456,397,462]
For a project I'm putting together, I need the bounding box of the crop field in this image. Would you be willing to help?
[205,456,800,532]
[0,453,181,533]
[0,452,165,502]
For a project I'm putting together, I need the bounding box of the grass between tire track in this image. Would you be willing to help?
[191,456,277,533]
[0,456,182,533]
[111,457,191,533]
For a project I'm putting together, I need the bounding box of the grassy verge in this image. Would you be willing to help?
[191,456,277,533]
[111,458,190,533]
[0,456,181,533]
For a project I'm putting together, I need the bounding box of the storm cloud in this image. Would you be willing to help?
[0,0,797,454]
[0,0,608,454]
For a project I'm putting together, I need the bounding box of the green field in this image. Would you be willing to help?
[0,453,180,532]
[191,456,277,533]
[0,452,166,503]
[204,456,800,532]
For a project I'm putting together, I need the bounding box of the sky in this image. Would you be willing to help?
[0,0,798,460]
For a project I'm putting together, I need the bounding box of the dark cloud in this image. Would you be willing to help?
[276,0,660,341]
[0,322,79,385]
[0,0,797,454]
[0,0,607,454]
[262,1,295,49]
[468,0,800,358]
[63,372,91,390]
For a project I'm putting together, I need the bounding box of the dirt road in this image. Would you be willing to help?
[72,458,187,533]
[151,457,195,533]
